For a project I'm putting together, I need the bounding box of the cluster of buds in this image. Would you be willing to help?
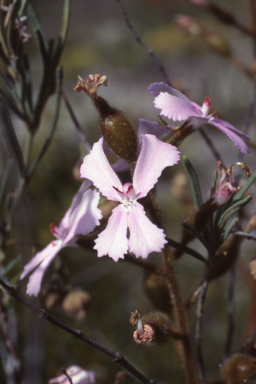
[212,161,251,205]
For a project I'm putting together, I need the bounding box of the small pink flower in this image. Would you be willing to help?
[212,161,243,205]
[49,366,97,384]
[80,134,180,261]
[20,181,102,296]
[149,82,249,154]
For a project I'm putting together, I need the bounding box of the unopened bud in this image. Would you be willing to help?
[221,354,256,384]
[74,74,138,163]
[144,273,172,313]
[62,290,91,320]
[203,32,232,57]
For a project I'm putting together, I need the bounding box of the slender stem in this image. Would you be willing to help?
[145,192,197,384]
[123,254,165,275]
[62,90,91,153]
[251,0,256,55]
[0,279,156,384]
[198,129,223,163]
[115,0,171,86]
[0,301,22,383]
[223,266,236,361]
[61,368,73,384]
[195,281,208,384]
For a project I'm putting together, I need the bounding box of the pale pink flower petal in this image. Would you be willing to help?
[154,92,199,121]
[149,82,190,101]
[64,188,102,245]
[21,183,102,296]
[128,203,167,258]
[150,82,249,153]
[138,119,171,137]
[133,134,180,199]
[80,138,122,201]
[49,366,97,384]
[94,205,129,262]
[25,241,62,296]
[211,119,250,154]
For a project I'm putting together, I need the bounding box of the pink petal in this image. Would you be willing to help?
[138,119,171,137]
[210,119,249,154]
[80,138,122,201]
[149,82,190,102]
[154,92,201,121]
[133,134,180,199]
[64,188,102,245]
[94,205,128,261]
[25,241,62,296]
[128,203,167,258]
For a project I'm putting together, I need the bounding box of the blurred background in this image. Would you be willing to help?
[1,0,256,383]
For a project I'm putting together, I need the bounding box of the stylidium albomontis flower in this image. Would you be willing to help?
[80,134,180,261]
[20,180,102,296]
[149,82,249,154]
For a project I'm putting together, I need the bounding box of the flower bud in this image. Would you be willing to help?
[207,235,241,281]
[62,289,91,320]
[203,32,232,57]
[133,311,173,345]
[221,354,256,384]
[144,273,172,313]
[74,74,138,163]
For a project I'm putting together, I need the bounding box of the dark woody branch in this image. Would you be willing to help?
[0,278,156,384]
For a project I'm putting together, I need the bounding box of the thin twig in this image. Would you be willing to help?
[223,266,236,361]
[62,90,91,153]
[195,281,208,384]
[198,129,223,163]
[61,367,73,384]
[0,279,156,384]
[0,301,22,383]
[250,0,256,54]
[207,3,256,38]
[115,0,171,85]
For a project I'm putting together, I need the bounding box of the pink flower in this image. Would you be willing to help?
[20,181,102,296]
[149,82,249,154]
[80,134,180,261]
[212,161,243,205]
[48,366,97,384]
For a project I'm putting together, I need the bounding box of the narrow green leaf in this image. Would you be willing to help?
[0,159,14,207]
[0,255,22,279]
[222,217,239,242]
[167,237,208,264]
[6,0,21,55]
[182,156,203,210]
[233,231,256,241]
[19,0,30,16]
[28,67,63,178]
[26,2,48,50]
[233,171,256,203]
[182,222,209,249]
[218,196,252,230]
[0,104,26,179]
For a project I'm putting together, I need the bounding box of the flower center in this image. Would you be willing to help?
[113,182,137,211]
